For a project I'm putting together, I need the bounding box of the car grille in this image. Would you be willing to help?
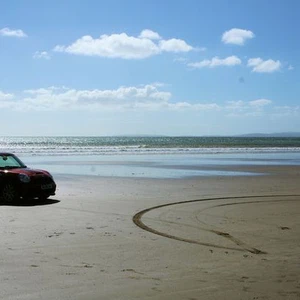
[30,175,53,185]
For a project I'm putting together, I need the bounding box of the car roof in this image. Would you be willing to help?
[0,153,15,156]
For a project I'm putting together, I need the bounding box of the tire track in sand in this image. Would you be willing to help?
[133,194,300,254]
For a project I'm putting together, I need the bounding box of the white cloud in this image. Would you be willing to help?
[54,30,194,59]
[54,33,160,59]
[272,105,300,118]
[167,102,221,111]
[33,51,51,60]
[225,99,272,116]
[188,56,241,68]
[0,27,27,38]
[159,39,193,53]
[4,86,295,120]
[0,91,14,100]
[247,57,281,73]
[24,86,67,94]
[288,65,294,70]
[222,28,254,45]
[173,57,188,63]
[0,91,15,109]
[8,85,172,111]
[226,100,245,110]
[138,29,161,40]
[249,99,272,107]
[247,58,262,67]
[0,85,222,112]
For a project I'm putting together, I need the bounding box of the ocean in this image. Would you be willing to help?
[1,136,300,156]
[1,136,300,178]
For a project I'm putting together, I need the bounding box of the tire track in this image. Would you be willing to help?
[133,194,300,254]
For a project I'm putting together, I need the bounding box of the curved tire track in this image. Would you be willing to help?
[133,194,300,254]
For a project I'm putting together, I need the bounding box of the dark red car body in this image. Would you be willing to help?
[0,153,56,203]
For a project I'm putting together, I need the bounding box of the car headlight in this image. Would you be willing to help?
[19,173,31,183]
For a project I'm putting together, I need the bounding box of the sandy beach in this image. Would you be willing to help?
[1,164,300,300]
[2,0,300,298]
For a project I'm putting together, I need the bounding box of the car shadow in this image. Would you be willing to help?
[0,198,60,207]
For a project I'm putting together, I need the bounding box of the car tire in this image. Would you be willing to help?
[1,183,19,204]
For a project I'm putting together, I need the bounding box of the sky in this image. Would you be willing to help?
[0,0,299,136]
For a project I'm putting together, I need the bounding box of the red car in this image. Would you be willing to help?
[0,153,56,203]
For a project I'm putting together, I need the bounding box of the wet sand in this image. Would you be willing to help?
[1,164,300,299]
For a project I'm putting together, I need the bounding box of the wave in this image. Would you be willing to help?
[1,136,300,156]
[1,145,300,156]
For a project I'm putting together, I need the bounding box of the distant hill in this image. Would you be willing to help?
[237,132,300,137]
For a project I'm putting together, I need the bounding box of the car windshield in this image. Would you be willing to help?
[0,154,26,169]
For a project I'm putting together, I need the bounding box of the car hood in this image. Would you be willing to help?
[6,168,52,177]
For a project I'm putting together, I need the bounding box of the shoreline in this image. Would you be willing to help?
[22,152,300,179]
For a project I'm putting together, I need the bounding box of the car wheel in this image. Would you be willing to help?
[1,183,19,204]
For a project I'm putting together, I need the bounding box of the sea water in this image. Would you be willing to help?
[1,136,300,178]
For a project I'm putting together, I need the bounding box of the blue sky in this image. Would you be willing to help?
[0,0,299,136]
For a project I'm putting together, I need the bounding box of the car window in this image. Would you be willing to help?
[0,155,23,168]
